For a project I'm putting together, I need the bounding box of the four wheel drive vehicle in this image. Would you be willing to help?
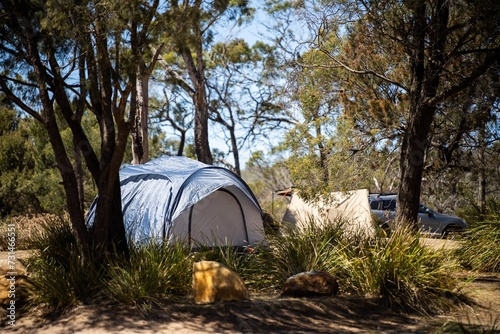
[369,194,467,237]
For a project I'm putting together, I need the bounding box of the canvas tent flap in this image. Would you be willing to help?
[282,189,374,236]
[86,156,265,246]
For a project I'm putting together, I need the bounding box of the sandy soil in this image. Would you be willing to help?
[1,247,499,333]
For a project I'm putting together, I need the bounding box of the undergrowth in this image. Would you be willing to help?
[24,214,469,315]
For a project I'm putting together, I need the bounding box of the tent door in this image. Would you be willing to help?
[187,188,248,247]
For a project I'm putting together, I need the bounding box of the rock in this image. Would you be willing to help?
[0,273,34,309]
[193,260,249,304]
[281,270,339,298]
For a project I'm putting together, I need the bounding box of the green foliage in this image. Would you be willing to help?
[0,108,65,217]
[456,200,500,273]
[26,216,101,310]
[263,218,461,314]
[337,225,460,313]
[103,241,193,311]
[263,218,346,281]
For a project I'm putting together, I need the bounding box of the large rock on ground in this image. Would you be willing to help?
[0,273,34,309]
[281,270,339,298]
[193,260,249,304]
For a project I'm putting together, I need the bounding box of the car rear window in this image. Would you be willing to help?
[370,200,381,210]
[382,199,397,211]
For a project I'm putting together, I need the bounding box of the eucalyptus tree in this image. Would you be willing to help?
[149,88,194,157]
[276,0,500,225]
[158,0,254,164]
[206,38,291,175]
[0,0,160,257]
[127,0,164,165]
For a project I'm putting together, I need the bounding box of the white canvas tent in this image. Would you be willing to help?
[281,188,375,236]
[86,156,265,247]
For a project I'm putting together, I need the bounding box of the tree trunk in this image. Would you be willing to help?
[45,113,91,257]
[92,176,129,258]
[190,61,212,164]
[396,103,435,227]
[229,127,241,176]
[178,5,212,164]
[478,125,487,214]
[396,0,448,227]
[132,74,149,164]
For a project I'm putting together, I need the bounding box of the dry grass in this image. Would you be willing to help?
[0,214,54,251]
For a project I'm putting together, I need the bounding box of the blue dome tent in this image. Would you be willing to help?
[86,156,265,247]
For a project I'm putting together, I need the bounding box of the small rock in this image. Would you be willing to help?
[193,260,249,304]
[281,270,339,297]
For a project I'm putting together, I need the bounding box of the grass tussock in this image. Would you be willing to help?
[456,199,500,273]
[103,240,193,311]
[0,214,54,251]
[263,218,461,314]
[26,217,194,313]
[337,225,460,313]
[25,216,101,310]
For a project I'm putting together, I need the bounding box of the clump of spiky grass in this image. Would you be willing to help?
[263,217,461,314]
[26,216,101,310]
[338,224,461,313]
[457,221,500,273]
[262,216,348,283]
[102,240,193,312]
[455,200,500,273]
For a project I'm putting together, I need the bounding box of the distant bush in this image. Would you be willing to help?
[0,214,50,251]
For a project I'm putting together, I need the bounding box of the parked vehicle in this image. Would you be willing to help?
[369,194,467,237]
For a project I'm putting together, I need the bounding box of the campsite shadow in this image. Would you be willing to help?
[156,295,423,333]
[11,295,428,333]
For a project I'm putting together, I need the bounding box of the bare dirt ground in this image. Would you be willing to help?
[1,245,499,333]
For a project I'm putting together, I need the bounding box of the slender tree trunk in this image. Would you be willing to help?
[478,126,487,214]
[229,128,241,175]
[131,74,149,164]
[133,75,149,164]
[45,114,91,257]
[177,131,186,156]
[191,64,212,164]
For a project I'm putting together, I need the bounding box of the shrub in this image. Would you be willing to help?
[337,224,460,313]
[263,218,461,314]
[103,240,193,310]
[26,216,101,310]
[456,199,500,273]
